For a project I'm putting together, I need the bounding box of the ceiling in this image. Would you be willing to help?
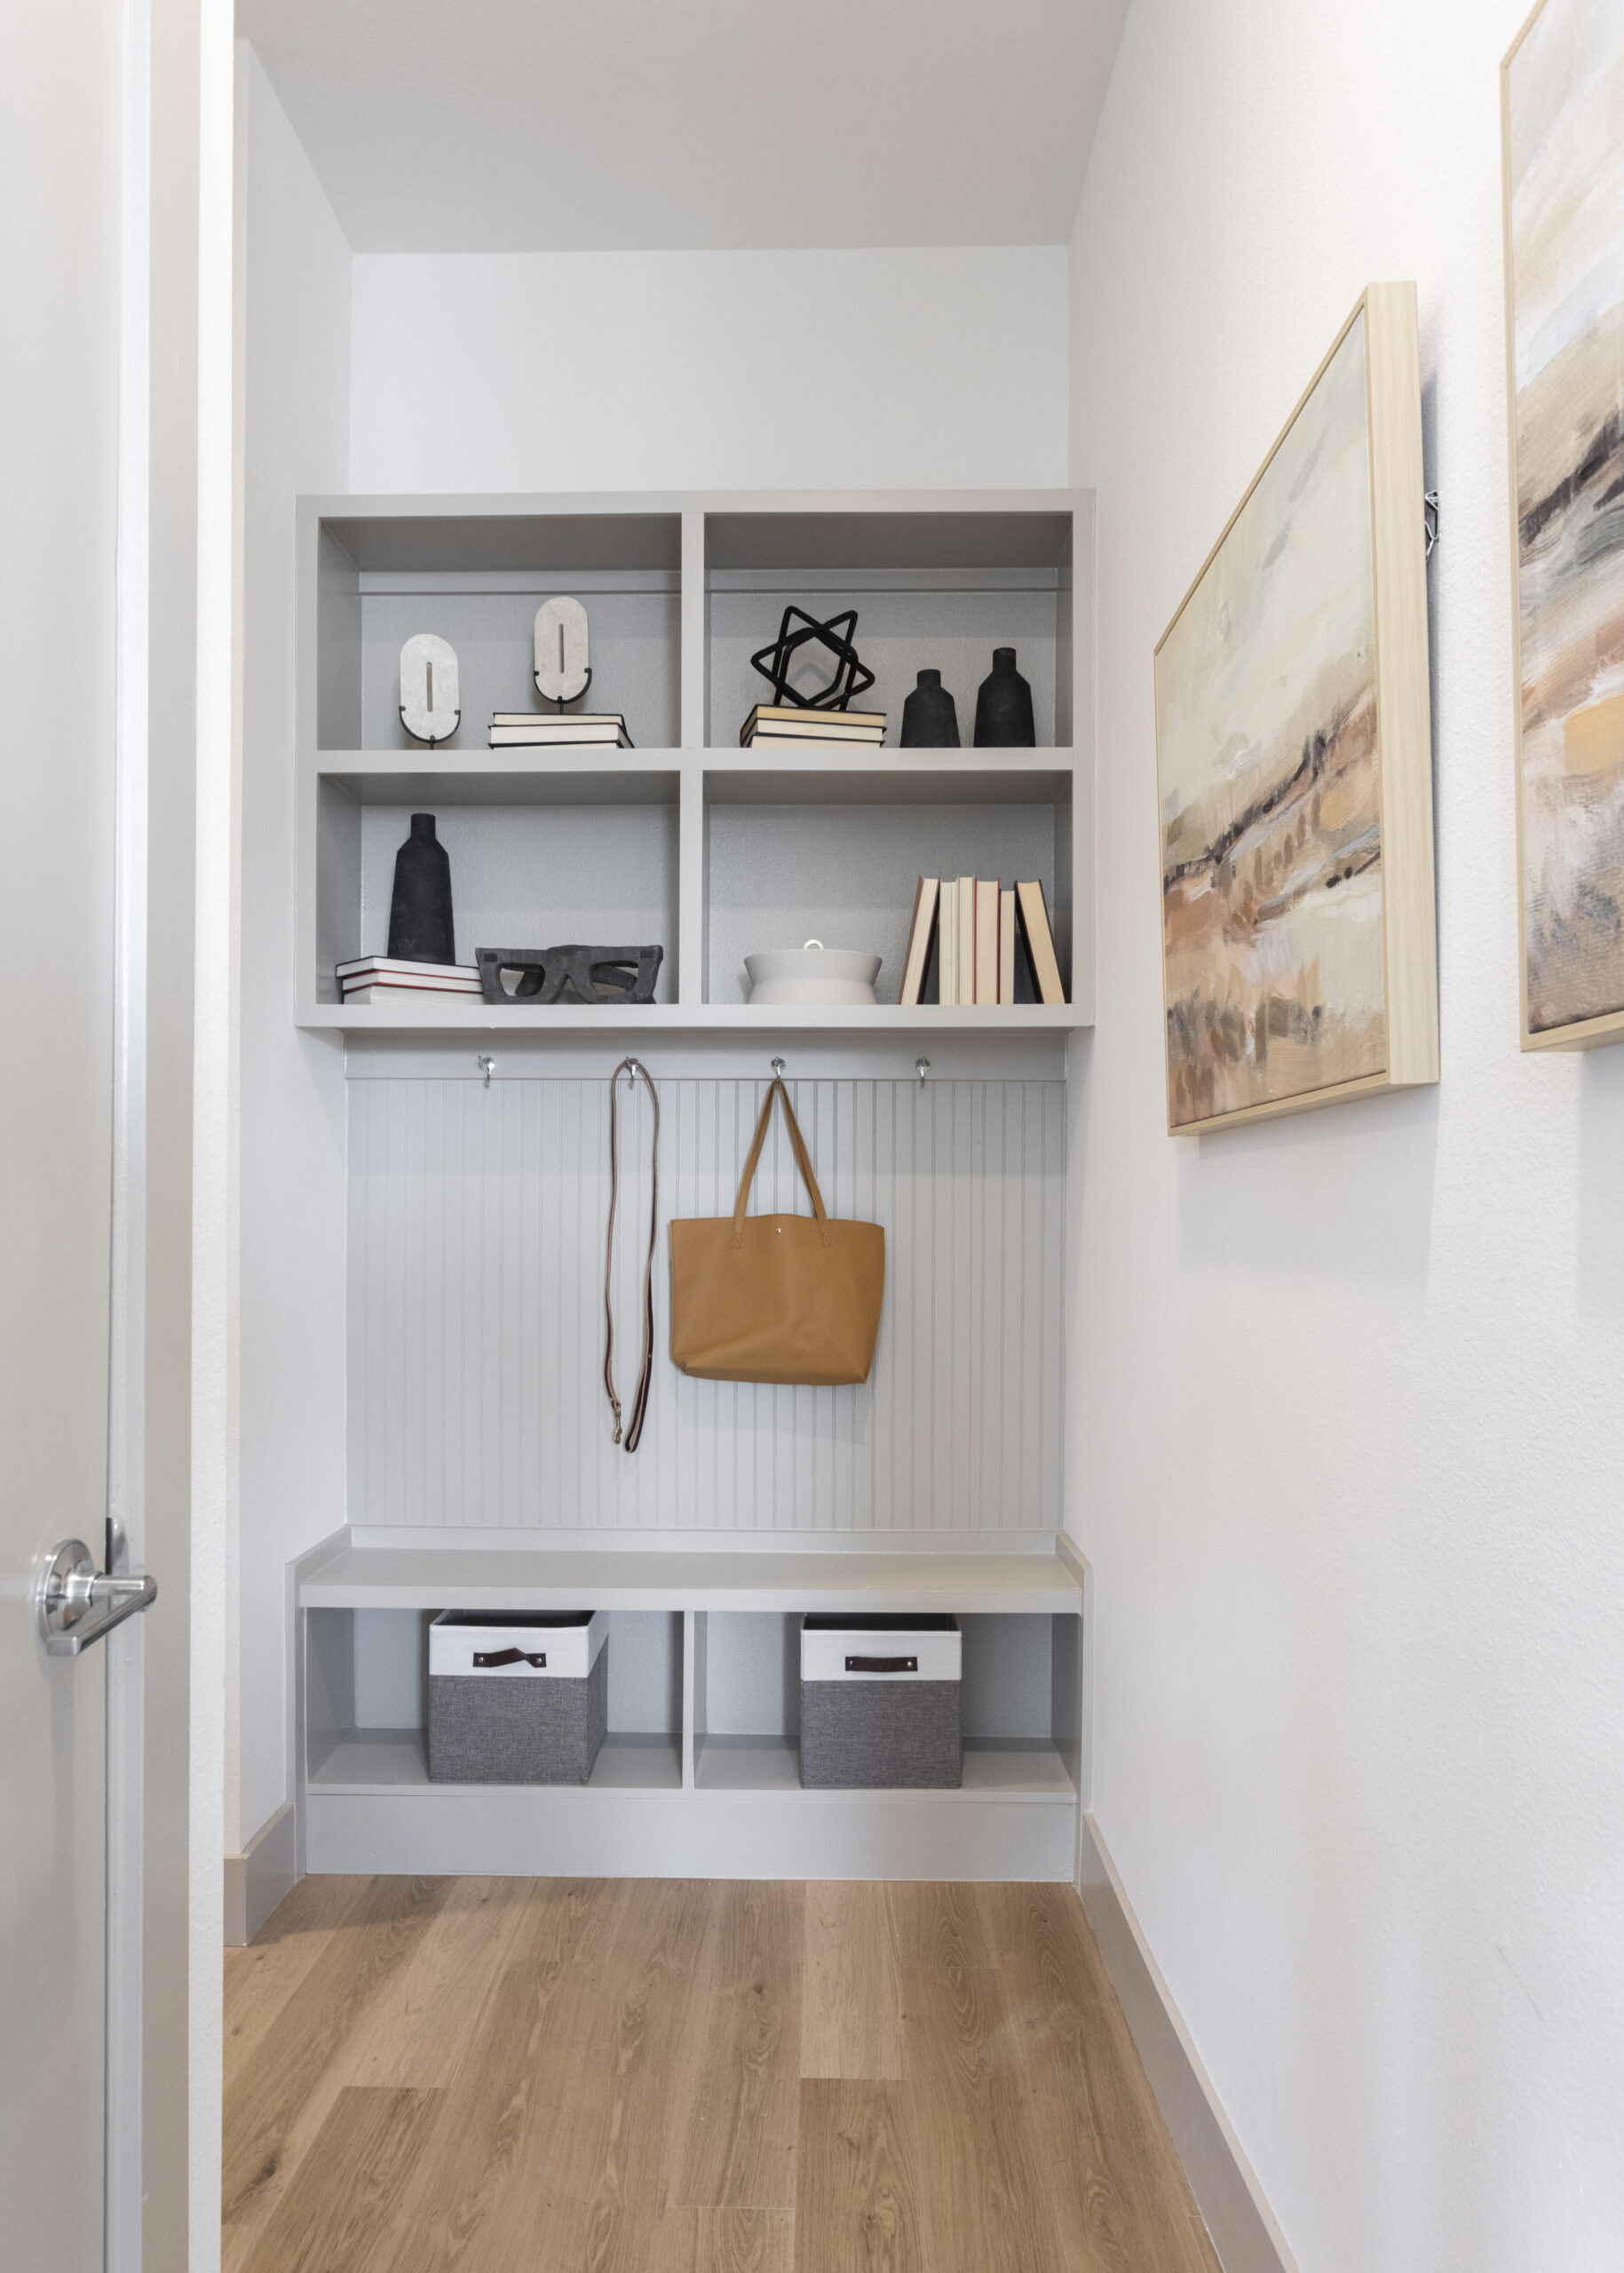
[238,0,1128,252]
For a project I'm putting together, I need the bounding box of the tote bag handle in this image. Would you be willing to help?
[732,1078,830,1248]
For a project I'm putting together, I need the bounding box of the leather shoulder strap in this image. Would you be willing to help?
[605,1057,660,1452]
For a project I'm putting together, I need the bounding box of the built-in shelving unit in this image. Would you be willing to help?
[296,1533,1089,1881]
[281,486,1096,1890]
[297,489,1095,1039]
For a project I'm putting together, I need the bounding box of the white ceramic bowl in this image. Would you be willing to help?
[745,939,883,1006]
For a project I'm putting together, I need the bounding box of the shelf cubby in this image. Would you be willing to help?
[702,758,1072,1006]
[703,507,1074,750]
[312,506,683,754]
[310,772,680,1004]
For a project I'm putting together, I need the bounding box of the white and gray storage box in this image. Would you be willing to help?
[428,1610,608,1784]
[799,1614,962,1789]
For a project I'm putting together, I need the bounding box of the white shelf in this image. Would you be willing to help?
[300,1541,1084,1615]
[317,752,683,805]
[693,1734,1074,1800]
[310,1728,683,1794]
[299,1000,1083,1035]
[308,1728,1071,1802]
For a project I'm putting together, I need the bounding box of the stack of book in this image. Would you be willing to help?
[488,712,634,749]
[740,705,886,751]
[336,955,482,1007]
[899,877,1066,1007]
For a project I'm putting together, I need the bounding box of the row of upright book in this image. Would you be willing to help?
[899,877,1066,1007]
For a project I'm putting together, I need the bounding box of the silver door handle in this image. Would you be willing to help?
[35,1539,157,1657]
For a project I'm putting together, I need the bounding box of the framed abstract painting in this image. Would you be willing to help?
[1504,0,1624,1049]
[1153,284,1438,1134]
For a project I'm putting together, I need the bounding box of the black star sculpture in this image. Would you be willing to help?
[749,605,876,710]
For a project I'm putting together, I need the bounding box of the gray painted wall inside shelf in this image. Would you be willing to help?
[705,801,1052,1005]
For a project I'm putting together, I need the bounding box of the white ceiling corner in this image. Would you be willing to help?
[237,0,1128,252]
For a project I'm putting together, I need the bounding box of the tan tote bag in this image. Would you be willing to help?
[669,1077,884,1386]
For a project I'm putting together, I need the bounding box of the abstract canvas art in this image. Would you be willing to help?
[1504,0,1624,1048]
[1153,287,1438,1133]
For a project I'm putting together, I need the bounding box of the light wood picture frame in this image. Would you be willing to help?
[1153,284,1437,1135]
[1503,0,1624,1052]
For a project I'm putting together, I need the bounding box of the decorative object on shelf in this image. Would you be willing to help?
[336,954,480,1005]
[474,944,664,1005]
[1503,1,1624,1049]
[603,1056,660,1453]
[749,605,876,713]
[387,813,456,964]
[428,1610,607,1784]
[740,703,884,751]
[799,1615,963,1789]
[398,634,460,745]
[900,669,961,748]
[669,1074,885,1386]
[489,710,632,749]
[1154,285,1435,1133]
[744,940,881,1006]
[972,647,1036,747]
[534,596,592,708]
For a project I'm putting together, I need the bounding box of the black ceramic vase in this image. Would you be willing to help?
[899,668,961,748]
[387,812,456,964]
[973,647,1037,748]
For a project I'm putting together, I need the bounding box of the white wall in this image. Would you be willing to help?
[349,249,1068,492]
[234,44,351,1850]
[1068,4,1624,2269]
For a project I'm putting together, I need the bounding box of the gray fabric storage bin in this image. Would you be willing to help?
[428,1610,608,1784]
[799,1614,962,1789]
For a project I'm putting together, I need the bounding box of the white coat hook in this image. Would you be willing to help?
[476,1054,495,1089]
[915,1057,931,1085]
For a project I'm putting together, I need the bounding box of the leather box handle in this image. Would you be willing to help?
[472,1647,547,1668]
[845,1653,918,1674]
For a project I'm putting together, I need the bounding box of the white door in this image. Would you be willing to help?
[1,0,149,2265]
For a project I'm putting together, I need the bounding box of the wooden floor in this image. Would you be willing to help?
[224,1875,1220,2273]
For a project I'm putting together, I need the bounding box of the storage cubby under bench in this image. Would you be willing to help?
[297,1534,1087,1882]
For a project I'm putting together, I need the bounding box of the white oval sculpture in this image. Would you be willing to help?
[534,596,590,704]
[399,633,461,744]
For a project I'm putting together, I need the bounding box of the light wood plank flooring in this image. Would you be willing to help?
[224,1876,1220,2273]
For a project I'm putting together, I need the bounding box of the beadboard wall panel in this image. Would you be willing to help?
[348,1077,1064,1532]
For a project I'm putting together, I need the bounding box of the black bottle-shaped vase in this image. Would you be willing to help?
[899,667,961,748]
[387,812,456,963]
[973,646,1037,748]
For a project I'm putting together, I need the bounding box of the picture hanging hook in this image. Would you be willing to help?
[1424,488,1440,560]
[476,1054,495,1089]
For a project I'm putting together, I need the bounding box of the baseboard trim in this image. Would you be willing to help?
[1078,1812,1300,2273]
[224,1801,297,1947]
